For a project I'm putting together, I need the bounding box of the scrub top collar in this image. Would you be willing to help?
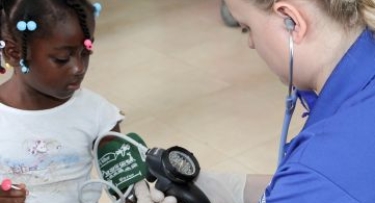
[296,90,318,117]
[302,28,375,129]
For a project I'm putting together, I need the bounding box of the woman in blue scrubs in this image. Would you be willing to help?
[134,0,375,202]
[215,0,375,202]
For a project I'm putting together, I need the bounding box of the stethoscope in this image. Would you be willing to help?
[277,18,298,165]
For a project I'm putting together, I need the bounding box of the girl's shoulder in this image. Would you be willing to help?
[74,88,108,103]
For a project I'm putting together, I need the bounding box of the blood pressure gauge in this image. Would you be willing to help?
[145,146,209,203]
[146,146,200,183]
[161,146,200,183]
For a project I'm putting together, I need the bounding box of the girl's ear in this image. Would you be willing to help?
[3,39,21,67]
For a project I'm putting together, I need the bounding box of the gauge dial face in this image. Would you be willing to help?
[168,151,196,175]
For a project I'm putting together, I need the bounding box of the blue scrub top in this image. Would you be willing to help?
[262,28,375,203]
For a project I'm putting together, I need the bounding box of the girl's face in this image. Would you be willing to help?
[224,0,292,85]
[23,13,95,102]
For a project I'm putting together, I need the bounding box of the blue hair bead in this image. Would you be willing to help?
[19,59,30,74]
[21,66,29,74]
[16,21,37,32]
[93,2,102,17]
[27,21,37,31]
[17,21,27,31]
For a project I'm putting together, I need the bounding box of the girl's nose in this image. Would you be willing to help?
[72,58,86,75]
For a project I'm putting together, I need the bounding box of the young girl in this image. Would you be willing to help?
[0,0,124,202]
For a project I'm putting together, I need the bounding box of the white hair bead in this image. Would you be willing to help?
[0,40,5,49]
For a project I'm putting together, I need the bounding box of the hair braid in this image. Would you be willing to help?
[0,0,5,73]
[66,0,91,41]
[21,23,28,69]
[0,0,3,40]
[19,2,33,74]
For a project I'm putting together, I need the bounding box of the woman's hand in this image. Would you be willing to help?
[0,183,28,203]
[131,180,177,203]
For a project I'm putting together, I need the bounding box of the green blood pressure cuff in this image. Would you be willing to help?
[96,133,148,196]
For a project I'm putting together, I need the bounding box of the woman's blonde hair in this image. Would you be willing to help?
[253,0,375,31]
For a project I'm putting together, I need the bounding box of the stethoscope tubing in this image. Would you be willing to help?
[277,31,297,165]
[278,91,297,165]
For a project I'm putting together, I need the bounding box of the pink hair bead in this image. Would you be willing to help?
[1,179,20,191]
[84,39,93,50]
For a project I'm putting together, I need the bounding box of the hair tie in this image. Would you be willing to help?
[16,21,37,31]
[93,3,102,17]
[84,39,93,51]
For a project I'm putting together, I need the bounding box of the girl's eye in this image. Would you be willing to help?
[54,58,69,64]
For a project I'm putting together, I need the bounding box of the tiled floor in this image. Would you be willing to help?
[1,0,308,202]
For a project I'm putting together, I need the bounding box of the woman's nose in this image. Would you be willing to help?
[248,36,255,49]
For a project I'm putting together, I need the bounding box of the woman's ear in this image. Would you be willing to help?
[3,39,21,67]
[273,2,307,44]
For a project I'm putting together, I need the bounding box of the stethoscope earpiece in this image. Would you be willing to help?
[284,18,296,32]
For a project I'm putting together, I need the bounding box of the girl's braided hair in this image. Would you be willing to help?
[0,0,95,73]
